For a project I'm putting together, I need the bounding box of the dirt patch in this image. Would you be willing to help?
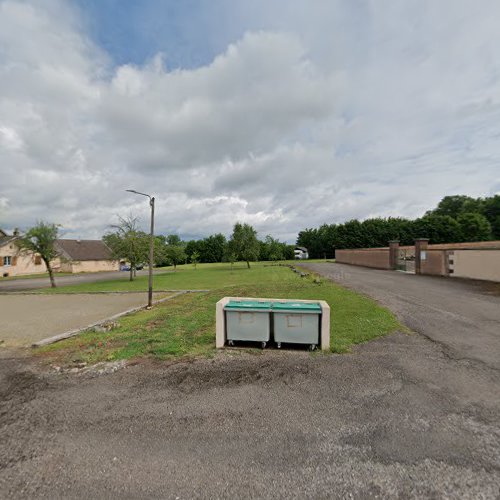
[130,352,315,394]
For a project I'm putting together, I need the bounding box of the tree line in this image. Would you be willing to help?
[297,194,500,258]
[103,219,295,278]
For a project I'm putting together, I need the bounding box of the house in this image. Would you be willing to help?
[294,246,309,259]
[0,229,47,277]
[0,228,119,276]
[54,239,119,273]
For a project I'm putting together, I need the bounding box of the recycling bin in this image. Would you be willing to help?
[273,301,321,349]
[224,300,272,348]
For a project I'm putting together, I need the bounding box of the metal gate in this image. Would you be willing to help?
[397,248,415,273]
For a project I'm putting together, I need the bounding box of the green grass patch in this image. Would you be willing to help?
[40,260,328,293]
[35,262,402,365]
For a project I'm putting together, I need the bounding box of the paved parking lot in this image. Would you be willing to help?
[0,293,166,346]
[0,264,499,498]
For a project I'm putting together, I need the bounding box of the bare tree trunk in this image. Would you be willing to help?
[246,260,251,269]
[129,268,133,281]
[44,259,56,288]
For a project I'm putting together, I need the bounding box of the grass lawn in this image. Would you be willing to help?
[36,262,402,365]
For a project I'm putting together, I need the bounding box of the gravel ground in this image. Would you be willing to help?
[0,264,499,498]
[0,293,168,346]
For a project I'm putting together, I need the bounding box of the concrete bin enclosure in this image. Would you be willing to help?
[216,297,330,351]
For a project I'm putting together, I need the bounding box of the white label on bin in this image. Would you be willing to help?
[286,314,302,328]
[239,312,255,324]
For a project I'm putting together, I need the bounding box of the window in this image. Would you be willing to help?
[35,255,42,265]
[3,256,12,266]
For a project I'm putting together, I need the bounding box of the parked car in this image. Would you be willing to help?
[120,264,144,271]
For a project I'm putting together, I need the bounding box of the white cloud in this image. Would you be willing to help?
[0,0,499,242]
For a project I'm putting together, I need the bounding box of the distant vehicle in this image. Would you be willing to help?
[294,247,309,259]
[120,264,144,271]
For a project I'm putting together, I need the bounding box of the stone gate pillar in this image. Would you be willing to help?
[415,238,429,275]
[389,240,399,270]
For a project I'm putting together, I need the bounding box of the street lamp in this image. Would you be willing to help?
[126,189,155,308]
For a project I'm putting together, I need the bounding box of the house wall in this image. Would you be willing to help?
[60,260,120,273]
[451,250,500,282]
[0,243,47,277]
[335,248,391,269]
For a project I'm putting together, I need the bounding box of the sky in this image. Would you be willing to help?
[0,0,499,242]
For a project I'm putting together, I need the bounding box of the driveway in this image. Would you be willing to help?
[0,269,168,293]
[0,293,167,346]
[0,264,499,498]
[303,262,500,370]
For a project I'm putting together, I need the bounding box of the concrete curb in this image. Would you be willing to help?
[32,290,208,347]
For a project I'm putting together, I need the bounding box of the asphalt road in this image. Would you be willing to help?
[303,262,500,371]
[0,263,499,498]
[0,269,165,292]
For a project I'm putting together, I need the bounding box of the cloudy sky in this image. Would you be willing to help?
[1,0,499,242]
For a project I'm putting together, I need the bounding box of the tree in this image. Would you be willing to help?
[153,235,169,267]
[200,233,227,263]
[430,195,479,218]
[165,244,186,270]
[166,234,182,246]
[457,213,492,242]
[262,235,284,261]
[190,250,200,270]
[226,249,237,271]
[411,214,462,244]
[17,221,59,288]
[228,222,260,268]
[103,216,149,281]
[482,195,500,239]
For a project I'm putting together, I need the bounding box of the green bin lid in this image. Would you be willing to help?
[272,301,321,312]
[225,300,272,311]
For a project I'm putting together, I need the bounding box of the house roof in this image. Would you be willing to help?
[0,229,16,248]
[295,246,308,252]
[55,239,114,261]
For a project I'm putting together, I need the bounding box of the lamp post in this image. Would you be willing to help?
[126,189,155,308]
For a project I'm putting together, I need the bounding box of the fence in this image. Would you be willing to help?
[335,240,500,283]
[335,248,391,269]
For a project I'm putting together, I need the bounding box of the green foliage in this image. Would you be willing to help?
[190,250,200,269]
[184,233,227,263]
[430,195,481,218]
[17,221,59,287]
[166,234,182,246]
[228,222,260,268]
[298,194,499,255]
[412,214,462,244]
[259,235,288,261]
[165,244,187,269]
[457,212,492,241]
[482,195,500,239]
[103,216,149,280]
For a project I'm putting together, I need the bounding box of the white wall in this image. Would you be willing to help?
[452,250,500,282]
